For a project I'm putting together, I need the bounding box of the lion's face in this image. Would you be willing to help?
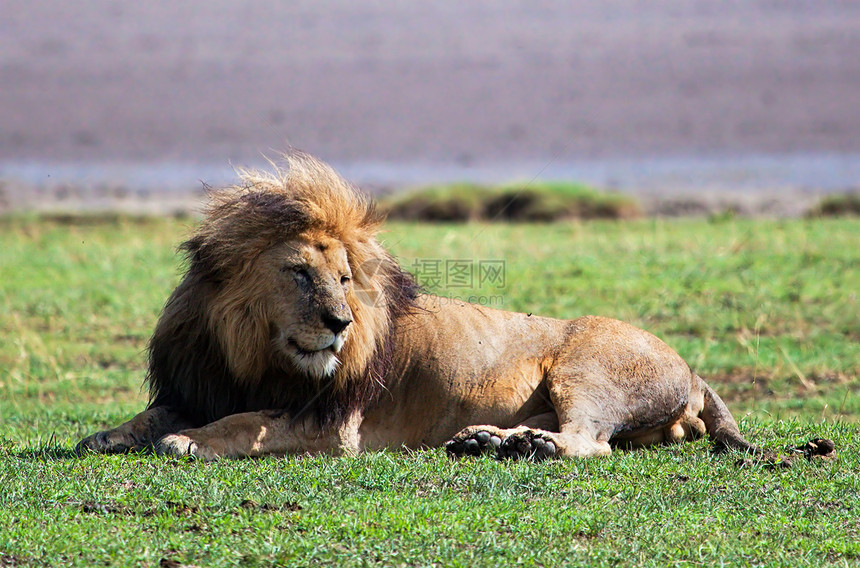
[258,231,354,378]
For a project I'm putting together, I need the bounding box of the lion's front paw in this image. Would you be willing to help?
[499,430,558,461]
[75,429,137,455]
[446,427,504,458]
[155,433,219,461]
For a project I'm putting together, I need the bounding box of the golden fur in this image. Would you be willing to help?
[77,153,760,461]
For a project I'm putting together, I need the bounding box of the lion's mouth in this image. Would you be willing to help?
[288,339,333,356]
[284,337,342,378]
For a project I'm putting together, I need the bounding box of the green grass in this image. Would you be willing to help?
[1,216,858,567]
[383,181,641,221]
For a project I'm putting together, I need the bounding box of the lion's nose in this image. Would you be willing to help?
[322,314,352,335]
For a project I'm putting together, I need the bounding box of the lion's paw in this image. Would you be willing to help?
[155,434,219,461]
[75,429,137,455]
[445,427,504,458]
[498,430,558,461]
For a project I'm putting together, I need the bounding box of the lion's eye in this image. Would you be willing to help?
[340,275,351,285]
[285,266,311,287]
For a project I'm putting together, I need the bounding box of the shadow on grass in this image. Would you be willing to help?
[9,447,79,460]
[7,443,151,461]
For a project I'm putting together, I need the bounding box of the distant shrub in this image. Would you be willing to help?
[805,192,860,218]
[383,182,641,222]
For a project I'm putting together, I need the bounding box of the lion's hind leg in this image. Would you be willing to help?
[665,413,707,444]
[613,410,708,448]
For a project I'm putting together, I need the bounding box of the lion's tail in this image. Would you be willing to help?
[696,374,761,454]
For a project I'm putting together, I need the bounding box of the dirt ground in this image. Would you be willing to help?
[1,1,859,214]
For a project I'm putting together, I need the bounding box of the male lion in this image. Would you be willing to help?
[77,153,759,461]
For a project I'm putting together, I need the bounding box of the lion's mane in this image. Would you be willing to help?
[146,154,419,426]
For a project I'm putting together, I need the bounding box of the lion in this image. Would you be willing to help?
[76,153,762,461]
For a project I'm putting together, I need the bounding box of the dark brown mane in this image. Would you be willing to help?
[146,153,419,427]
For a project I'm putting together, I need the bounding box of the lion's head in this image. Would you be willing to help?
[147,153,419,425]
[252,229,357,379]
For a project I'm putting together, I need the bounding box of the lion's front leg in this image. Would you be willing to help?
[155,410,362,460]
[445,425,508,457]
[446,425,561,460]
[75,406,191,455]
[446,425,611,461]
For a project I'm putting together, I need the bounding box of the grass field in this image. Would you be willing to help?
[1,216,858,567]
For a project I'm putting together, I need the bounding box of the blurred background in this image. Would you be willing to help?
[1,0,858,214]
